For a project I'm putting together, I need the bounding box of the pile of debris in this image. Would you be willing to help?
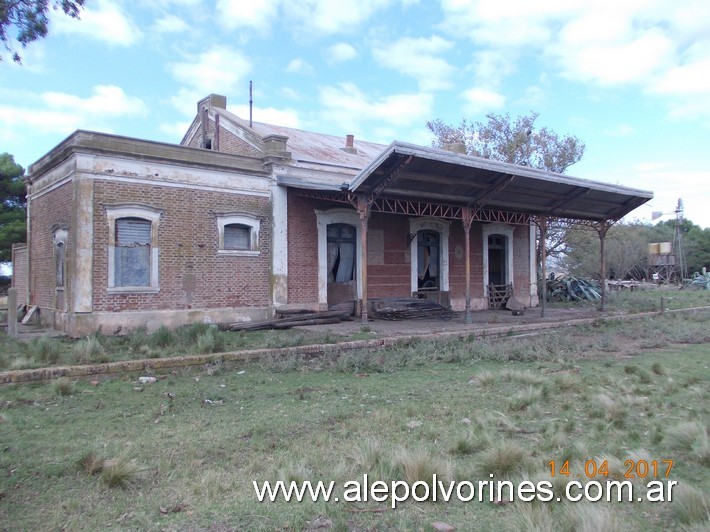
[219,309,352,332]
[370,298,455,321]
[687,270,710,290]
[547,275,601,302]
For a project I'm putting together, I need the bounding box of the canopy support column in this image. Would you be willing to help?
[539,216,548,318]
[595,220,610,312]
[462,207,474,324]
[355,194,373,324]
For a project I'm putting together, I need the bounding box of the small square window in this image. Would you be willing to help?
[216,214,260,255]
[224,224,250,250]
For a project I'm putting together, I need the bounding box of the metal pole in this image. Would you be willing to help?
[357,195,371,324]
[462,208,473,324]
[539,217,547,318]
[598,221,609,312]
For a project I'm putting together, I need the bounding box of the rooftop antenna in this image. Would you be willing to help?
[249,80,253,128]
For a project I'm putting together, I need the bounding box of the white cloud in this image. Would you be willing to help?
[171,47,251,97]
[216,0,281,31]
[439,1,710,126]
[0,86,146,139]
[285,58,314,75]
[318,83,433,134]
[285,0,393,35]
[372,36,455,91]
[608,124,635,137]
[159,120,193,139]
[551,24,676,86]
[327,42,358,63]
[230,105,301,127]
[153,14,189,34]
[462,87,505,114]
[53,0,142,46]
[42,85,147,117]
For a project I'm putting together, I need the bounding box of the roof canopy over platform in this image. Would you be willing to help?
[346,142,652,223]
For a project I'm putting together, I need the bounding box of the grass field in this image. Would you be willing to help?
[1,286,708,373]
[1,311,709,531]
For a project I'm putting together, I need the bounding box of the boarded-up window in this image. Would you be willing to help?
[115,217,151,287]
[224,223,250,250]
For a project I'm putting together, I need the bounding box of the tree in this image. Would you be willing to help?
[560,218,710,281]
[427,112,586,271]
[1,0,85,63]
[561,222,655,280]
[0,152,26,262]
[426,112,585,173]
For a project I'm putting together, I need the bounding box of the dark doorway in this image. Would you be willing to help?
[417,230,440,290]
[488,234,507,286]
[326,223,356,310]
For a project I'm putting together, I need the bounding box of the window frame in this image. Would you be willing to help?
[216,214,260,256]
[105,205,162,293]
[409,218,450,294]
[53,227,68,289]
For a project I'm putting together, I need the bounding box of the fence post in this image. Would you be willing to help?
[7,287,17,337]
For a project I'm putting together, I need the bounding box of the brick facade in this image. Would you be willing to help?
[91,179,271,312]
[11,243,29,306]
[27,181,73,317]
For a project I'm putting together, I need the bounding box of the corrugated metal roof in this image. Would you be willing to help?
[212,102,652,222]
[348,142,653,222]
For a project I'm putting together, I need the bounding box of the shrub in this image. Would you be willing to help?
[30,337,62,365]
[149,326,175,349]
[101,454,142,488]
[53,377,74,396]
[395,447,451,498]
[665,421,707,451]
[477,439,530,476]
[73,336,108,364]
[673,484,710,525]
[196,326,225,354]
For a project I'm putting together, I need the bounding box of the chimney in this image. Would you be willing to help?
[197,94,227,114]
[263,134,291,159]
[442,142,467,154]
[341,134,358,155]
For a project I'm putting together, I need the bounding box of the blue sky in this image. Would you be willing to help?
[1,0,709,228]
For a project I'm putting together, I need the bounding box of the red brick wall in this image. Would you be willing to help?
[285,190,533,306]
[367,214,411,298]
[28,182,73,310]
[512,225,532,300]
[11,244,29,306]
[286,192,319,304]
[92,180,271,312]
[185,115,262,157]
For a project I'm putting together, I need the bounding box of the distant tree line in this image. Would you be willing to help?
[560,219,710,281]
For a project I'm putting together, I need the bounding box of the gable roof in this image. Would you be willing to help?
[185,94,652,222]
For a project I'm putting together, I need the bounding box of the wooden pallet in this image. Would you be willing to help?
[488,284,512,310]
